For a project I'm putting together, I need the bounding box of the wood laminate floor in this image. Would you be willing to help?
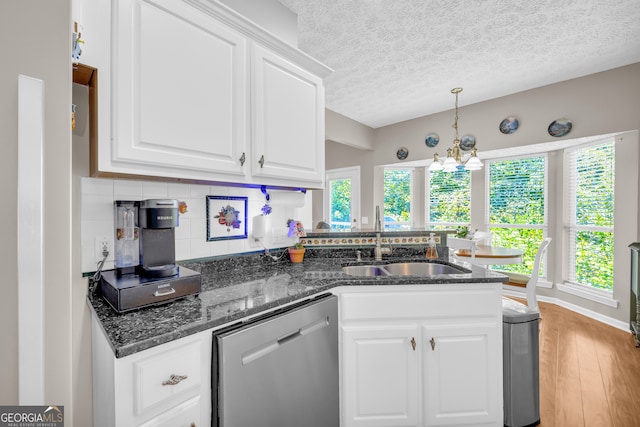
[515,299,640,427]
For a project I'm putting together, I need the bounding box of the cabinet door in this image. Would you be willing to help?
[112,0,248,178]
[342,325,419,427]
[137,396,200,427]
[421,322,501,427]
[251,43,325,185]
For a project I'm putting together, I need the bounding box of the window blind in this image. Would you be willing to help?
[566,141,615,289]
[488,156,546,226]
[485,155,547,275]
[427,168,470,226]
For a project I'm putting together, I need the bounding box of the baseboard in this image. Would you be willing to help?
[502,287,630,332]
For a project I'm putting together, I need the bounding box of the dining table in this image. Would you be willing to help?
[454,244,525,266]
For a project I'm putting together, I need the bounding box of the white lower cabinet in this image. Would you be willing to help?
[91,317,211,427]
[342,325,420,426]
[422,323,500,426]
[137,396,201,427]
[337,284,503,427]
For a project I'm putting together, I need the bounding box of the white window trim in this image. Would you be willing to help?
[324,166,361,229]
[556,281,619,308]
[483,153,548,232]
[563,138,615,299]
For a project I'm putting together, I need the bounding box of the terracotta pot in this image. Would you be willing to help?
[288,248,306,263]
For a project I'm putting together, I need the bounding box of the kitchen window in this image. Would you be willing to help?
[383,168,412,229]
[565,140,615,291]
[324,166,361,230]
[485,155,548,275]
[426,168,471,229]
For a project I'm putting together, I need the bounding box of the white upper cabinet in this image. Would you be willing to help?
[87,0,331,188]
[110,0,248,178]
[251,44,325,183]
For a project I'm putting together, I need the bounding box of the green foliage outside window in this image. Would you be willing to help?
[384,169,411,224]
[489,157,545,275]
[574,231,614,289]
[330,178,351,229]
[569,143,615,290]
[490,228,544,275]
[428,168,470,226]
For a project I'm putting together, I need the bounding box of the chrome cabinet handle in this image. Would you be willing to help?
[239,152,246,166]
[162,374,188,386]
[410,337,416,351]
[430,337,436,351]
[258,155,265,168]
[154,287,176,297]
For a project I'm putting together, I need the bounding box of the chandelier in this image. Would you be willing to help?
[428,87,483,172]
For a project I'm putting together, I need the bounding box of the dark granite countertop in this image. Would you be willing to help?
[87,248,508,358]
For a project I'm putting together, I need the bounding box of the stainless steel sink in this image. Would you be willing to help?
[341,265,390,277]
[341,262,469,277]
[383,262,468,276]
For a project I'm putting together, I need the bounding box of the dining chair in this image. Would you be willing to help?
[471,231,493,246]
[503,238,552,313]
[447,236,478,262]
[523,237,552,312]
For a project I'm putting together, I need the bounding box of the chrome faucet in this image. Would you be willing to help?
[374,205,391,261]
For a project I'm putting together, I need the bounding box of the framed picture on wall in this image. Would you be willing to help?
[206,195,248,241]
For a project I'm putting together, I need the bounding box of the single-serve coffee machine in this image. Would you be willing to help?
[100,199,201,313]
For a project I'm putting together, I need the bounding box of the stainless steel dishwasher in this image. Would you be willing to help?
[212,293,339,427]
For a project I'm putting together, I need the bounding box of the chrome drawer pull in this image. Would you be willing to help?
[162,374,188,386]
[154,287,176,297]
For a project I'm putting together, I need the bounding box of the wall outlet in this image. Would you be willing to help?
[94,236,112,264]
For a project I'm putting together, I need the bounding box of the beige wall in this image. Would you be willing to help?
[0,0,73,421]
[326,109,375,150]
[372,63,640,165]
[315,140,375,227]
[325,63,640,325]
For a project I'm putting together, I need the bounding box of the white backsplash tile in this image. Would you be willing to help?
[80,177,312,273]
[113,179,143,199]
[142,181,169,198]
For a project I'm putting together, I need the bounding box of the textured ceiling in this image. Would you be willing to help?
[277,0,640,128]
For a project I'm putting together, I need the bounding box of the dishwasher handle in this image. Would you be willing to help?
[241,316,330,365]
[277,329,302,345]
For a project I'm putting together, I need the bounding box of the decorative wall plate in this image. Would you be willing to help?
[499,116,519,134]
[425,133,439,147]
[548,118,572,137]
[396,147,409,160]
[460,135,476,151]
[206,195,248,241]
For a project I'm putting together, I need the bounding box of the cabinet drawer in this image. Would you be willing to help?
[340,286,500,321]
[137,396,201,427]
[134,340,202,415]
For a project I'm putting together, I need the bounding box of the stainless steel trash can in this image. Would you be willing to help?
[502,298,540,427]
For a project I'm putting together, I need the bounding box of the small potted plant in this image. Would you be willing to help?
[288,242,306,263]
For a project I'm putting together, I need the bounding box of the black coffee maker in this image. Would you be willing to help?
[138,199,179,278]
[101,199,201,313]
[114,199,179,278]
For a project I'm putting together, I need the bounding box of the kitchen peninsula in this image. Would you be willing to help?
[89,246,507,427]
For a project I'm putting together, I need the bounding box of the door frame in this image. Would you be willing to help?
[324,166,361,229]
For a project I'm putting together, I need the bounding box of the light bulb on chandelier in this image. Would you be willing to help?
[429,87,483,172]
